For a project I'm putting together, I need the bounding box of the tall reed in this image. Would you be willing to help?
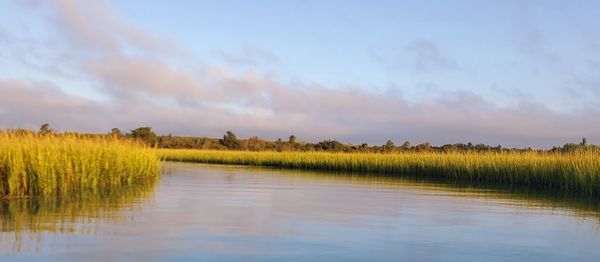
[159,149,600,197]
[0,133,160,199]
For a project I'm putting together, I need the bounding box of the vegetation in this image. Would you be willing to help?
[159,149,600,197]
[220,130,241,149]
[116,128,599,154]
[2,124,598,198]
[15,124,585,154]
[3,124,599,253]
[0,131,160,199]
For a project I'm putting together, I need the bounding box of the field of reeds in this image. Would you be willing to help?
[0,133,160,199]
[2,131,599,199]
[158,149,600,197]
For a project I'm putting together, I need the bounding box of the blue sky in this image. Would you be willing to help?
[1,0,599,147]
[108,0,599,108]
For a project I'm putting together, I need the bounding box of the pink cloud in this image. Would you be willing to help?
[1,0,599,148]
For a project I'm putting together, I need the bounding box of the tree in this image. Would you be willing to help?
[385,140,395,147]
[220,130,240,149]
[400,141,411,150]
[416,142,432,151]
[383,140,395,152]
[359,143,369,152]
[474,144,490,151]
[110,128,123,138]
[441,144,457,152]
[246,136,266,151]
[275,138,285,152]
[39,123,53,135]
[288,135,297,145]
[10,128,34,136]
[130,127,157,145]
[314,140,345,152]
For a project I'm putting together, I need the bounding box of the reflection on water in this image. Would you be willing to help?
[1,162,600,261]
[0,177,158,254]
[250,167,600,223]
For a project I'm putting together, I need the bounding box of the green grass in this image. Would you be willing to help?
[159,149,600,197]
[0,133,160,199]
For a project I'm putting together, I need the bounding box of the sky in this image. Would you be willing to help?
[0,0,599,148]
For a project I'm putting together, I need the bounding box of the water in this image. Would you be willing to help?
[1,162,600,261]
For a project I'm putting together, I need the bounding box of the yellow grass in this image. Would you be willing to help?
[158,149,600,196]
[0,133,160,199]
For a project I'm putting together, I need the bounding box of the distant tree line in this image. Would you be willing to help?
[115,127,600,153]
[3,124,598,154]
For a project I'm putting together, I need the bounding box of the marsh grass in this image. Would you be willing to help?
[159,149,600,197]
[0,133,160,199]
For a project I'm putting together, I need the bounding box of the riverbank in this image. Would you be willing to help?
[159,149,600,197]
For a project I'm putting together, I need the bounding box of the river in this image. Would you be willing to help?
[1,162,600,261]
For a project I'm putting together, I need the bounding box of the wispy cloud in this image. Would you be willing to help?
[0,0,598,148]
[52,0,173,55]
[370,39,457,74]
[216,46,281,68]
[406,40,458,72]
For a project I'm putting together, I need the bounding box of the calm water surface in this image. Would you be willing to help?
[1,162,600,261]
